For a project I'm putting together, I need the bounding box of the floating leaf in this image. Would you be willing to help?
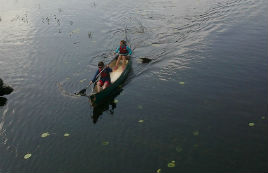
[64,133,70,137]
[24,153,32,159]
[179,81,185,85]
[193,130,199,136]
[114,99,119,103]
[138,120,144,123]
[175,146,183,152]
[137,105,143,110]
[167,161,175,167]
[156,168,161,173]
[102,141,109,146]
[41,132,50,138]
[261,116,265,120]
[248,122,255,127]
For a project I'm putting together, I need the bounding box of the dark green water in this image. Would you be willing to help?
[0,0,267,172]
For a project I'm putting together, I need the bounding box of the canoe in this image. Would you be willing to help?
[89,55,131,106]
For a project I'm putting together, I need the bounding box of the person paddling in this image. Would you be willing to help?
[89,61,113,93]
[114,40,132,70]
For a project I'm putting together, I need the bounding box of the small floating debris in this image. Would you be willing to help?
[248,122,255,127]
[64,133,70,137]
[102,141,109,146]
[138,120,144,123]
[69,21,73,25]
[167,160,175,167]
[193,130,199,136]
[156,168,161,173]
[179,81,185,85]
[114,99,118,103]
[41,132,50,138]
[24,153,32,159]
[73,42,80,44]
[261,116,265,120]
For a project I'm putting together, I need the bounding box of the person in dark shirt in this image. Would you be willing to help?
[89,61,113,93]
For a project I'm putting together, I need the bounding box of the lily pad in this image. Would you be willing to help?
[41,132,50,138]
[156,168,161,173]
[193,130,199,136]
[248,122,255,127]
[64,133,70,137]
[167,160,175,167]
[138,120,144,123]
[102,141,109,146]
[179,81,185,85]
[175,146,183,152]
[114,99,119,103]
[24,153,32,159]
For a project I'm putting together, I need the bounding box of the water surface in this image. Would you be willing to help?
[0,0,267,172]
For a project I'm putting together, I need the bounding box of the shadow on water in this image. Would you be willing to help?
[89,86,123,124]
[0,97,7,106]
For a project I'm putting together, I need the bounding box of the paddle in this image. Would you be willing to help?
[75,66,107,95]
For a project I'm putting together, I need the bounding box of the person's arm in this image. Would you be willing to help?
[115,47,120,53]
[126,46,132,55]
[107,66,113,72]
[91,70,99,83]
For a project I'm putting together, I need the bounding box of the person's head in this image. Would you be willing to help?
[120,40,126,46]
[98,61,104,69]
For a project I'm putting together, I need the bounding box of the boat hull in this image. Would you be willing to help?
[90,56,131,106]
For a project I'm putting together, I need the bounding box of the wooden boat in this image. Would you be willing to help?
[89,55,131,106]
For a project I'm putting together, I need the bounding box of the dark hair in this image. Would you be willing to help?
[120,40,126,45]
[98,61,104,67]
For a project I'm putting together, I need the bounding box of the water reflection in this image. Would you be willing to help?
[89,87,123,124]
[0,97,7,106]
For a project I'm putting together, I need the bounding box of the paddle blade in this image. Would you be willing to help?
[76,88,86,95]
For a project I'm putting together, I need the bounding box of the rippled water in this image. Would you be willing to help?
[0,0,267,172]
